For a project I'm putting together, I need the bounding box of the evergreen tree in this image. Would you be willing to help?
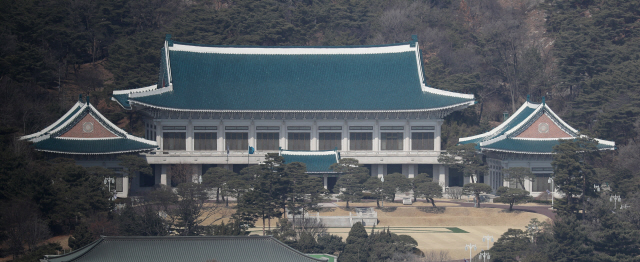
[382,173,410,203]
[552,138,599,216]
[339,222,369,262]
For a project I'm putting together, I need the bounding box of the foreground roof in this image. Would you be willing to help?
[21,96,158,155]
[113,35,474,113]
[281,150,339,173]
[43,236,324,262]
[459,98,615,154]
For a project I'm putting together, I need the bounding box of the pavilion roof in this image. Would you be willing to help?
[113,35,475,113]
[21,95,158,155]
[459,99,615,154]
[280,150,339,173]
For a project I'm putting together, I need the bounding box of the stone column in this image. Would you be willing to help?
[323,174,328,190]
[377,164,385,179]
[160,164,168,186]
[408,164,416,179]
[435,120,444,151]
[438,164,446,192]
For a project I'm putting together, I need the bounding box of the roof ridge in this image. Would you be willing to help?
[171,41,413,49]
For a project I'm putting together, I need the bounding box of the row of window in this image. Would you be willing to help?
[162,132,435,151]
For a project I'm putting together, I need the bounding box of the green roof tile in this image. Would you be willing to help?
[281,151,338,173]
[34,138,158,155]
[119,41,474,112]
[482,138,615,154]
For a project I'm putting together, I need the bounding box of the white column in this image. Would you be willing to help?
[373,120,380,151]
[404,121,410,151]
[438,164,446,192]
[186,120,193,151]
[194,165,201,183]
[156,121,163,150]
[249,120,256,150]
[402,164,408,177]
[377,164,384,179]
[311,120,318,150]
[342,122,348,151]
[160,164,168,186]
[408,164,416,179]
[218,121,224,152]
[280,121,286,150]
[323,175,328,189]
[121,175,129,198]
[435,120,443,151]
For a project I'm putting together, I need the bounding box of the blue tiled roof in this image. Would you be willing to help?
[112,94,131,109]
[34,138,158,154]
[460,101,615,154]
[45,236,324,262]
[22,99,158,155]
[459,105,537,146]
[119,41,474,112]
[281,152,338,173]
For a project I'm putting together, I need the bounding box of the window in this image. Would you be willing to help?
[288,133,310,150]
[226,132,248,150]
[116,177,124,192]
[287,126,311,130]
[194,126,217,130]
[257,132,279,150]
[163,132,186,150]
[194,132,217,151]
[349,126,373,130]
[350,132,372,150]
[381,132,403,150]
[319,133,341,150]
[257,126,280,130]
[225,126,248,130]
[163,126,186,130]
[412,132,434,150]
[532,174,552,192]
[380,126,404,130]
[140,165,155,187]
[319,126,342,130]
[411,126,435,130]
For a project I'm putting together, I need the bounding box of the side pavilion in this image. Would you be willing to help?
[21,95,158,198]
[458,97,615,196]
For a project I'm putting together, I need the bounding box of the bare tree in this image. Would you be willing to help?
[170,164,195,187]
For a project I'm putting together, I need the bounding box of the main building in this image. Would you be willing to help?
[110,35,475,193]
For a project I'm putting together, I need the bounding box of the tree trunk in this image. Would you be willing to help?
[346,200,349,208]
[476,192,481,208]
[262,215,266,236]
[216,188,220,203]
[225,196,228,207]
[430,198,436,207]
[376,198,380,208]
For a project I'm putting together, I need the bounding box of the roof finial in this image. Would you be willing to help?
[86,95,90,104]
[527,94,530,102]
[166,34,173,47]
[542,96,545,105]
[79,94,83,103]
[410,35,418,47]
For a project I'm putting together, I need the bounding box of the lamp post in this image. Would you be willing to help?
[548,177,554,208]
[526,224,539,243]
[620,204,630,210]
[482,235,494,250]
[104,177,115,192]
[594,184,600,193]
[479,250,490,262]
[610,195,621,209]
[465,244,477,262]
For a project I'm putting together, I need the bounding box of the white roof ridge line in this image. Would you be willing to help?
[113,84,158,95]
[47,103,89,136]
[460,101,533,142]
[503,103,544,137]
[169,42,415,55]
[21,101,84,140]
[127,99,474,113]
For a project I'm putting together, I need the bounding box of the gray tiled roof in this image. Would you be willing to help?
[44,236,324,262]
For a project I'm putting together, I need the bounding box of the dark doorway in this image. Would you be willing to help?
[202,164,217,175]
[233,164,249,173]
[363,164,372,175]
[327,177,338,193]
[418,164,433,176]
[387,164,402,175]
[449,167,464,187]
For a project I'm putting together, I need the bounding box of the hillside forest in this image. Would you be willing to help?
[1,0,640,261]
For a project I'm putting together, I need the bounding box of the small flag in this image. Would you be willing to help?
[226,145,230,155]
[546,189,551,194]
[248,146,255,154]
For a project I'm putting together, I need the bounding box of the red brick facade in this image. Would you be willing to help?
[516,113,571,139]
[59,114,118,138]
